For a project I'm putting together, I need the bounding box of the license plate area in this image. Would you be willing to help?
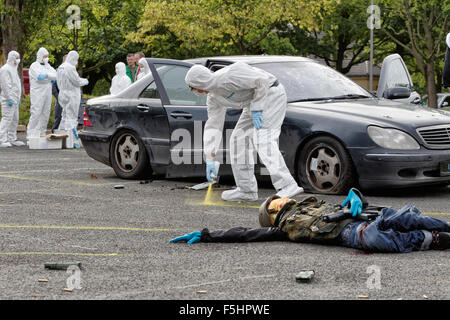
[440,161,450,176]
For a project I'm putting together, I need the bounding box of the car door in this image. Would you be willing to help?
[143,59,211,178]
[376,54,421,104]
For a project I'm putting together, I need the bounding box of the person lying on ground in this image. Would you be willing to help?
[171,189,450,253]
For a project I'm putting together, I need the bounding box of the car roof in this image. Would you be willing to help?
[185,55,313,66]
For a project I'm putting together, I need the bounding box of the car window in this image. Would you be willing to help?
[140,81,159,99]
[155,64,207,106]
[384,58,411,89]
[442,96,450,108]
[256,61,370,102]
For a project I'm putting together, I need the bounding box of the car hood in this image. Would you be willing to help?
[289,98,450,128]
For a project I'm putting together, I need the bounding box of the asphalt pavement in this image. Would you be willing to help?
[0,138,449,301]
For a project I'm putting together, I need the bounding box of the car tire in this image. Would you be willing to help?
[298,136,356,195]
[110,130,152,179]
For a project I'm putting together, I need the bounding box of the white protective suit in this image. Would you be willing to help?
[185,62,301,198]
[27,47,57,139]
[110,62,132,95]
[136,58,150,81]
[57,51,88,132]
[0,51,22,146]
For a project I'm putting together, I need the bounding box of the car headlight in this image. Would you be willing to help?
[367,126,420,150]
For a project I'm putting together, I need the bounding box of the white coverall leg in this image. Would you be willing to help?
[230,85,297,194]
[0,102,19,145]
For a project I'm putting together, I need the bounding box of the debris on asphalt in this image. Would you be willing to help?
[64,288,73,293]
[358,295,369,299]
[37,279,49,283]
[140,180,153,185]
[196,290,208,294]
[295,270,315,283]
[44,262,82,271]
[90,174,98,179]
[114,185,125,189]
[423,295,429,299]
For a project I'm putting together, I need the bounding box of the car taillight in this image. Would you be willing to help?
[83,108,93,127]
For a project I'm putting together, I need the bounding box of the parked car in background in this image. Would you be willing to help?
[80,55,450,195]
[422,93,450,110]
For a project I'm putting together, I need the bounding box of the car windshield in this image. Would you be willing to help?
[256,61,373,103]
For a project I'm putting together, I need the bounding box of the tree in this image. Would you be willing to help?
[129,0,335,59]
[27,0,146,93]
[379,0,449,108]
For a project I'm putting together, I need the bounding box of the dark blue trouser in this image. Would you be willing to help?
[339,206,450,253]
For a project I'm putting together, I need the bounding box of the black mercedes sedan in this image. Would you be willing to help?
[79,55,450,194]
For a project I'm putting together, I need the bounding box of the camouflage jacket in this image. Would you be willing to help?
[274,196,356,244]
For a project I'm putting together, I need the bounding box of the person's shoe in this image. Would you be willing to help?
[430,231,450,250]
[10,140,25,147]
[222,188,258,202]
[0,142,12,148]
[276,184,304,198]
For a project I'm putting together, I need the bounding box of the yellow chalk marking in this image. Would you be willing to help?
[0,174,117,187]
[0,224,172,232]
[0,252,126,257]
[424,213,450,216]
[199,187,260,209]
[198,190,450,215]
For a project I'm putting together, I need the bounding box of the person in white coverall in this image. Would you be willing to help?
[110,62,132,95]
[136,58,150,81]
[56,51,88,140]
[185,62,304,202]
[0,51,24,148]
[27,48,57,140]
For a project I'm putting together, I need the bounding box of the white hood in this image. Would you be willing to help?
[66,51,79,66]
[37,47,49,64]
[185,65,217,91]
[7,51,20,67]
[115,62,127,76]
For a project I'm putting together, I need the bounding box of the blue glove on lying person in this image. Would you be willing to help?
[170,231,202,244]
[342,189,363,217]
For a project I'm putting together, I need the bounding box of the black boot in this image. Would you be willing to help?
[429,231,450,250]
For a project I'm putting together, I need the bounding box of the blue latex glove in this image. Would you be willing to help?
[170,231,202,244]
[51,80,56,85]
[206,159,218,183]
[37,74,48,81]
[252,111,264,130]
[342,189,363,217]
[8,99,14,107]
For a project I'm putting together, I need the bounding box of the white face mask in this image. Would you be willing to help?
[15,59,21,65]
[43,58,49,64]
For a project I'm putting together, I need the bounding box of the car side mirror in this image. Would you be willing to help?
[443,102,449,108]
[385,87,411,100]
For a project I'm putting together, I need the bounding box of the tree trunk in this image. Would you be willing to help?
[426,61,438,108]
[2,0,25,96]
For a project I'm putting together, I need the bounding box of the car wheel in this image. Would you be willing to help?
[110,130,151,179]
[298,136,356,195]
